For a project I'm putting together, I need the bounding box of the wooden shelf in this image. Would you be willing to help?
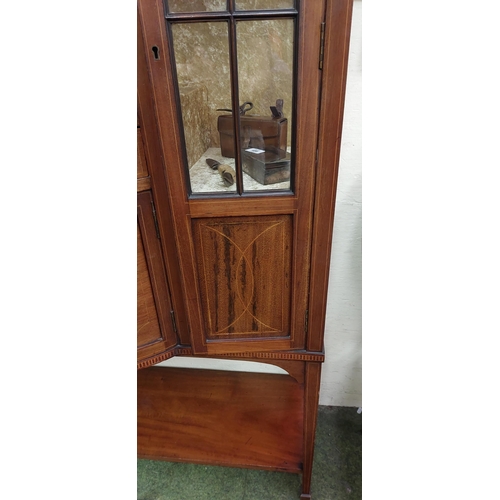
[137,366,304,473]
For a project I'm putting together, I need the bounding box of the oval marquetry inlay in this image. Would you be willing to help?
[193,215,292,340]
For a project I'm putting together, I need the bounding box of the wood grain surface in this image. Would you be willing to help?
[192,214,292,340]
[137,222,162,346]
[137,127,149,179]
[137,191,178,362]
[137,366,304,472]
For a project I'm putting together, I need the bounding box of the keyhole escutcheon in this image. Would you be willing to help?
[152,46,160,60]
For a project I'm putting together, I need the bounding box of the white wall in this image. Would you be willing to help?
[163,0,362,408]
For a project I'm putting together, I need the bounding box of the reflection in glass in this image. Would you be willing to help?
[236,19,295,192]
[236,0,294,10]
[168,0,227,13]
[171,22,236,193]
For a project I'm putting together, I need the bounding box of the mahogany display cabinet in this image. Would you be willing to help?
[137,1,354,498]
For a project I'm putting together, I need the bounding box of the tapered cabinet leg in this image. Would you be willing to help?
[301,361,322,500]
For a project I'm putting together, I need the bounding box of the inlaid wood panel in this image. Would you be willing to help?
[192,215,292,340]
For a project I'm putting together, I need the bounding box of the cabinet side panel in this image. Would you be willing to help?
[137,191,179,365]
[307,0,354,352]
[138,367,303,471]
[137,223,163,346]
[137,8,191,346]
[192,215,292,340]
[137,128,149,179]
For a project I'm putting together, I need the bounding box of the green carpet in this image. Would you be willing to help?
[138,406,361,500]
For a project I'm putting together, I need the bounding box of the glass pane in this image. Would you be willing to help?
[236,0,294,10]
[236,19,294,192]
[168,0,227,13]
[171,22,237,194]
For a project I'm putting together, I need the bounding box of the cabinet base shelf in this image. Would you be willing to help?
[137,366,304,473]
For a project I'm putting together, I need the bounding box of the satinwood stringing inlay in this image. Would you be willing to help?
[192,215,292,339]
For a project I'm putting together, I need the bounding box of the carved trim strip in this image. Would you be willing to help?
[175,347,193,356]
[138,347,324,369]
[137,349,177,369]
[213,351,325,362]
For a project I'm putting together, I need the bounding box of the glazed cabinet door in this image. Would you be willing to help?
[137,191,178,364]
[138,0,326,355]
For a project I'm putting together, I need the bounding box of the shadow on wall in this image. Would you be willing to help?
[321,173,362,407]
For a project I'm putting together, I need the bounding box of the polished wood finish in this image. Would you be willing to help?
[137,0,354,497]
[308,0,354,352]
[137,191,178,363]
[137,0,323,355]
[192,214,292,341]
[137,127,149,179]
[137,10,190,345]
[137,221,162,346]
[301,362,322,499]
[137,1,198,349]
[138,366,303,472]
[137,176,151,192]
